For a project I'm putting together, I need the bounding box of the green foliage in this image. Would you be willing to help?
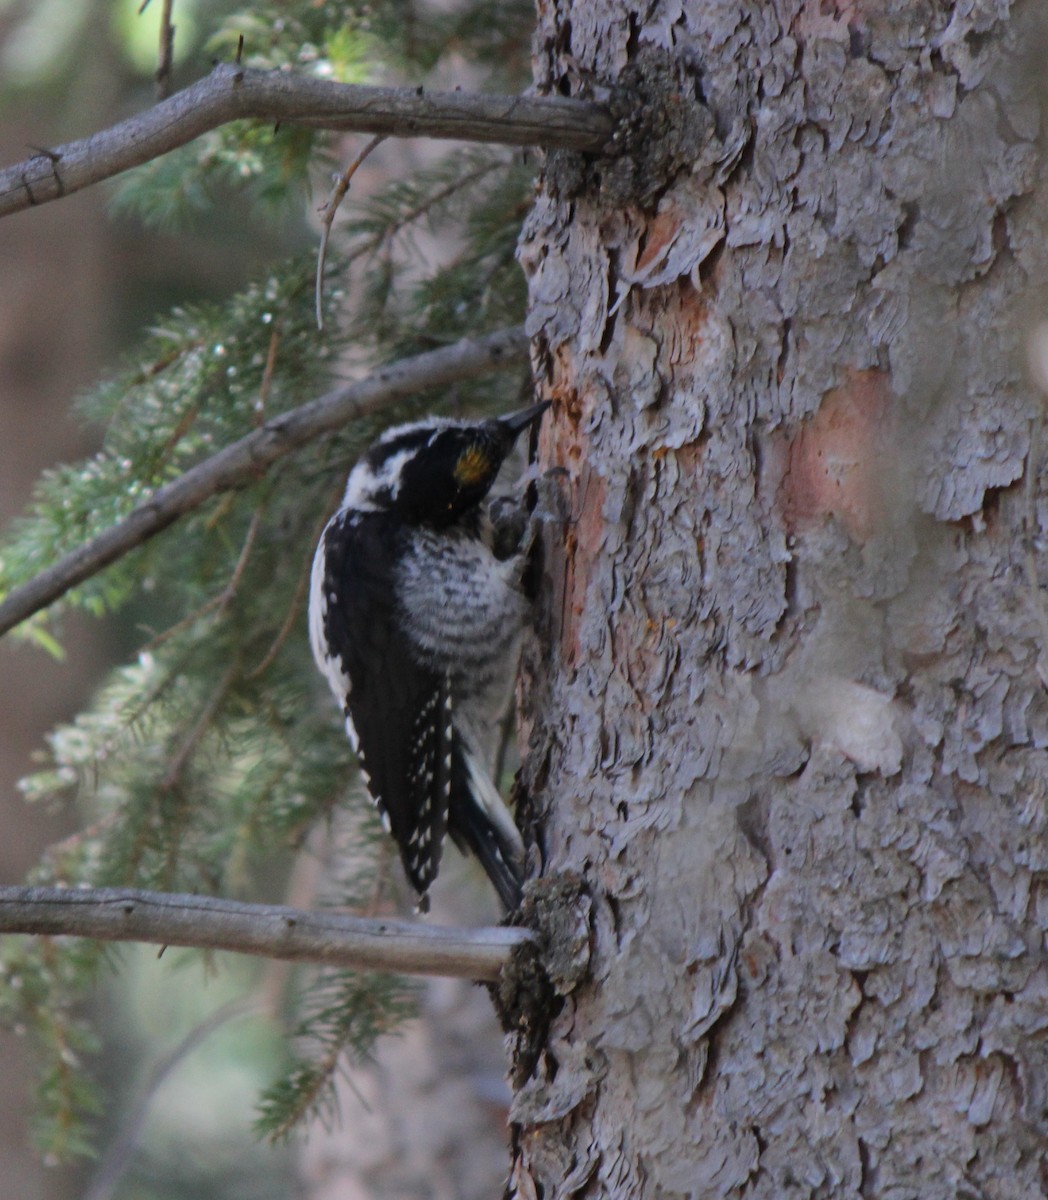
[0,935,103,1163]
[113,122,323,228]
[0,0,536,1167]
[359,0,534,87]
[113,3,372,227]
[0,256,333,626]
[256,968,417,1142]
[208,2,374,78]
[343,148,532,361]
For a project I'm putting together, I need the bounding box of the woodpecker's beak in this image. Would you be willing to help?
[497,400,552,441]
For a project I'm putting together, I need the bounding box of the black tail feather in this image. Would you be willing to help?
[450,812,523,911]
[447,740,524,912]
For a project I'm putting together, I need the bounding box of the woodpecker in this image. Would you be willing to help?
[309,400,551,912]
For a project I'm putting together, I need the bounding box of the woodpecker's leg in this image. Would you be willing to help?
[487,492,530,561]
[488,467,571,561]
[532,465,574,526]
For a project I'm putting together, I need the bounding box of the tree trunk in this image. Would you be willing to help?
[513,2,1048,1197]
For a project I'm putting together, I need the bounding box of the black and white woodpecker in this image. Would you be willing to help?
[308,401,551,913]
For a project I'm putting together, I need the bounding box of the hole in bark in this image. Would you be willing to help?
[850,784,866,818]
[697,236,725,284]
[980,484,1003,530]
[737,792,772,862]
[777,554,799,632]
[625,12,640,59]
[965,27,995,55]
[857,1136,872,1191]
[897,201,920,251]
[749,425,764,490]
[607,891,624,946]
[776,317,792,385]
[991,209,1009,257]
[599,259,619,354]
[848,24,868,58]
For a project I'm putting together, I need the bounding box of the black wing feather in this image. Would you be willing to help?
[321,512,450,907]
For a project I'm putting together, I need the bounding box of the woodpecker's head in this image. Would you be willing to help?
[341,401,551,525]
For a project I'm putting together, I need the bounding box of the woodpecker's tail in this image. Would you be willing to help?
[448,739,524,912]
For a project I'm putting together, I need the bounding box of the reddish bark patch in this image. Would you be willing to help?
[802,0,870,26]
[633,277,709,366]
[556,459,606,669]
[669,281,709,365]
[780,369,891,541]
[550,343,582,418]
[634,204,687,276]
[539,348,605,670]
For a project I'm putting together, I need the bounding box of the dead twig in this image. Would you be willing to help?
[147,0,177,100]
[143,506,263,651]
[316,135,386,331]
[82,994,259,1200]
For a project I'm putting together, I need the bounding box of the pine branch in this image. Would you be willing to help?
[0,62,613,220]
[0,326,529,638]
[0,886,531,982]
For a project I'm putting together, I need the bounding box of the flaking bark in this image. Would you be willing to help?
[513,2,1048,1197]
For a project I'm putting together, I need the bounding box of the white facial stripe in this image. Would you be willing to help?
[339,414,481,510]
[341,446,420,509]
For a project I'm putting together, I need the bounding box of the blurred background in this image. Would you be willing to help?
[0,2,529,1196]
[1,5,301,1196]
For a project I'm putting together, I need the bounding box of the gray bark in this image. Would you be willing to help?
[514,2,1048,1197]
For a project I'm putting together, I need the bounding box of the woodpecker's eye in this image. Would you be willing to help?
[453,444,493,488]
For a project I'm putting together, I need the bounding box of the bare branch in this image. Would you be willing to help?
[0,886,532,982]
[153,0,177,100]
[0,326,529,638]
[0,63,613,219]
[316,134,386,331]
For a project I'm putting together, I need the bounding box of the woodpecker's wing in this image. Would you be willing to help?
[317,511,451,907]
